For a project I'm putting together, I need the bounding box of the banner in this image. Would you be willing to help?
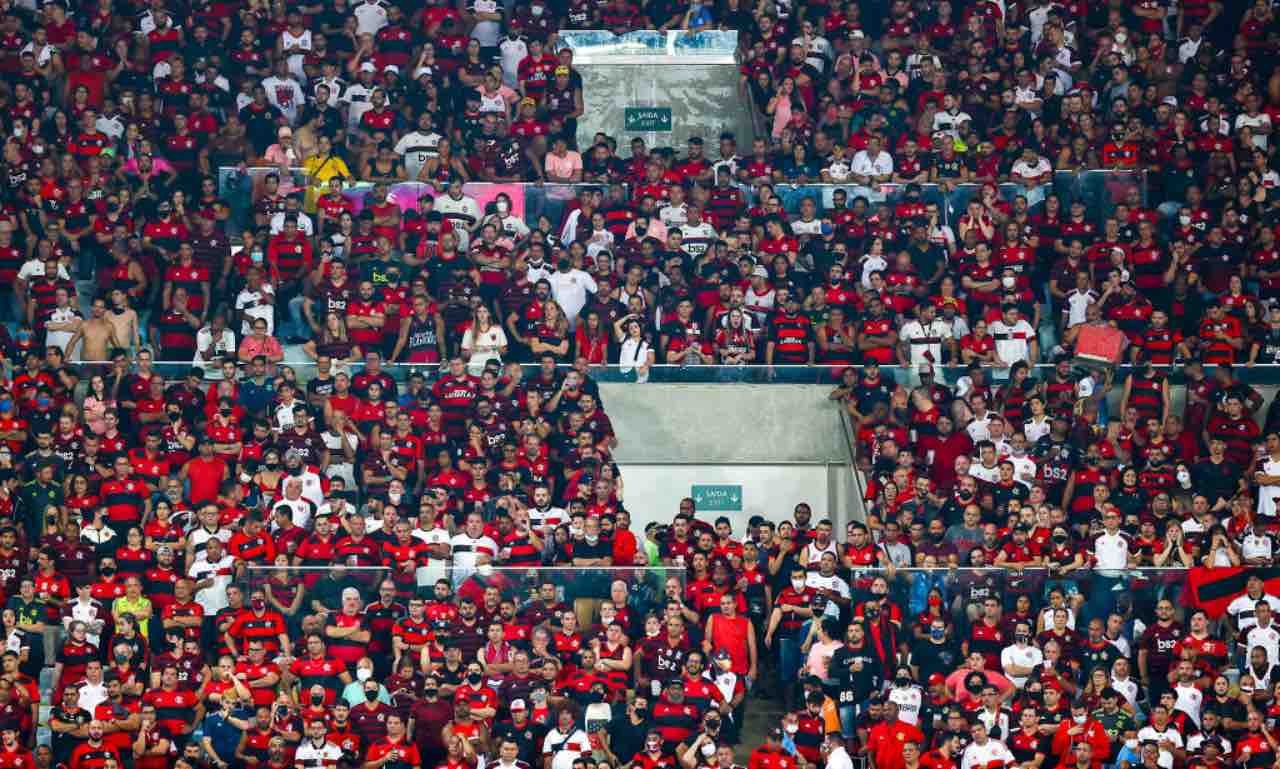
[1183,567,1280,618]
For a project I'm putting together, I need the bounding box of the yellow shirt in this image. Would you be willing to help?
[303,154,352,182]
[112,595,153,638]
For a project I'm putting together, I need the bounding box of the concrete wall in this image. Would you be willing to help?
[601,384,850,464]
[576,63,756,150]
[601,383,861,534]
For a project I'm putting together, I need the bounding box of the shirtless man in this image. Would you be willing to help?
[67,295,122,366]
[105,288,140,353]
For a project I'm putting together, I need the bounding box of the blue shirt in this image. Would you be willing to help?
[202,707,250,760]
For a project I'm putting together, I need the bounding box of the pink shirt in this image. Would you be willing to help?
[544,150,582,181]
[239,335,284,360]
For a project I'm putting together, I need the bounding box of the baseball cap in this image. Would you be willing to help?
[928,673,945,686]
[360,61,376,73]
[510,699,527,712]
[383,64,400,74]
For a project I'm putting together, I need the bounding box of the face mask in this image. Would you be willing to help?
[1125,739,1138,750]
[1073,714,1087,724]
[467,673,483,685]
[584,534,599,545]
[558,258,571,271]
[311,693,324,705]
[1179,215,1191,226]
[289,466,304,477]
[706,719,720,731]
[356,668,373,681]
[365,689,378,701]
[532,690,546,704]
[785,724,799,734]
[791,579,806,591]
[930,628,945,640]
[101,567,116,577]
[1052,535,1068,545]
[114,651,130,663]
[895,676,911,687]
[531,3,543,14]
[251,250,264,263]
[423,687,438,698]
[701,742,716,757]
[1015,634,1030,644]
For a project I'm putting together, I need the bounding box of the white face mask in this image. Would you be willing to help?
[701,742,717,757]
[1125,739,1138,750]
[785,724,799,734]
[1073,714,1087,724]
[356,668,373,681]
[792,579,806,592]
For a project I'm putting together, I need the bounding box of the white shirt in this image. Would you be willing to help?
[1011,156,1051,183]
[933,110,972,137]
[528,505,567,533]
[899,318,951,366]
[1246,621,1280,666]
[270,210,314,236]
[17,259,70,282]
[1178,36,1202,63]
[658,202,689,229]
[851,149,893,179]
[543,728,591,769]
[1172,681,1203,727]
[499,36,528,87]
[1000,643,1043,688]
[1259,457,1280,516]
[77,681,109,713]
[1236,113,1271,150]
[887,685,923,724]
[394,130,444,180]
[988,319,1035,366]
[969,462,1001,485]
[261,75,306,124]
[1107,674,1138,711]
[1137,724,1182,767]
[804,572,851,618]
[449,533,499,573]
[193,327,237,371]
[271,496,315,531]
[1094,531,1131,570]
[190,554,236,613]
[547,269,598,326]
[961,739,1014,769]
[45,306,81,356]
[236,284,276,336]
[1243,531,1274,562]
[353,0,389,35]
[434,194,483,250]
[1065,289,1097,328]
[1227,592,1280,633]
[296,740,345,767]
[825,745,854,769]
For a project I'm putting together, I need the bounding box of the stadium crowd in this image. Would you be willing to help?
[0,0,1277,768]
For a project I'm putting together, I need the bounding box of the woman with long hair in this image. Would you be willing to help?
[82,374,115,435]
[460,305,508,373]
[530,301,570,362]
[303,311,362,363]
[614,314,654,382]
[575,309,609,366]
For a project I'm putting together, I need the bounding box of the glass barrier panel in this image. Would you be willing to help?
[214,172,1149,236]
[245,565,686,621]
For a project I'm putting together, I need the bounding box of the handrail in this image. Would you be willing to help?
[836,400,868,524]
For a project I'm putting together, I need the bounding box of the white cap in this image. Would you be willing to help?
[360,61,376,73]
[383,64,399,74]
[413,67,433,79]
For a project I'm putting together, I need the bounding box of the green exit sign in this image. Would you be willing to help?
[625,107,672,132]
[691,484,742,512]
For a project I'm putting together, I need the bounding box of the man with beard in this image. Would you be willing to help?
[68,719,119,769]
